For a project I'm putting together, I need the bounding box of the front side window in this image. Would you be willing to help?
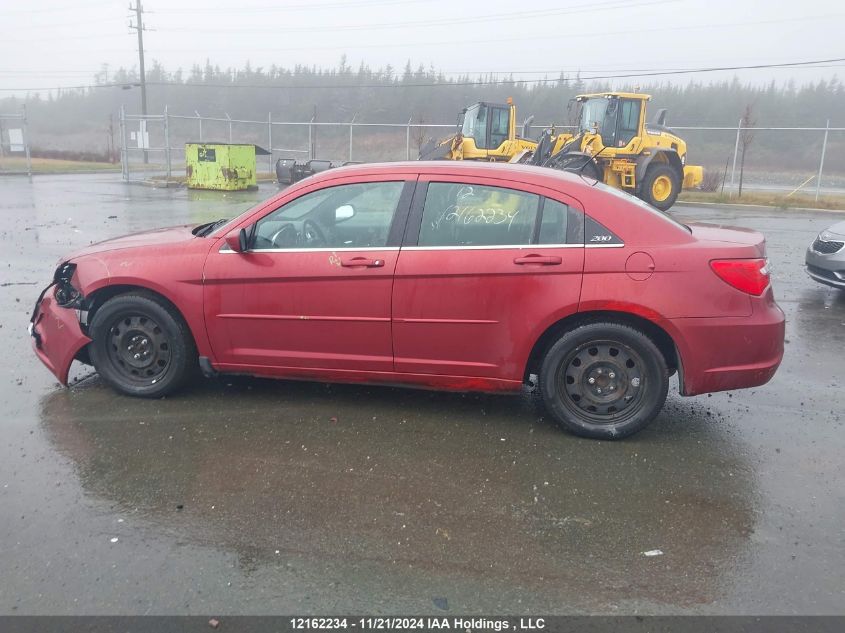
[252,181,404,250]
[617,99,641,147]
[418,183,540,247]
[600,99,619,147]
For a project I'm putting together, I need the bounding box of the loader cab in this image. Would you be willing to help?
[458,102,512,150]
[575,93,647,149]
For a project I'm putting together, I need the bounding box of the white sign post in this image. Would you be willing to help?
[8,128,24,153]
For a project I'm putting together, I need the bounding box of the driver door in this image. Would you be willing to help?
[203,176,414,373]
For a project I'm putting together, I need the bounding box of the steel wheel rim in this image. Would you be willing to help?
[652,175,672,202]
[106,313,172,384]
[556,339,647,424]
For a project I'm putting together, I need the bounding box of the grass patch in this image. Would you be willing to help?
[679,190,845,211]
[0,156,121,173]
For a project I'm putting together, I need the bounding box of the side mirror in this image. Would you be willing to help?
[225,227,250,252]
[335,204,355,222]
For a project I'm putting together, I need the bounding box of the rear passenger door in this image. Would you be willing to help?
[392,177,585,381]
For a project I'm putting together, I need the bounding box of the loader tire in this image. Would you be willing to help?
[640,164,681,211]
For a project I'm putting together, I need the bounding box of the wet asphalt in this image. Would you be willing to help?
[0,174,843,615]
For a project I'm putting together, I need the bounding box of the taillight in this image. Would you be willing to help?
[710,258,770,295]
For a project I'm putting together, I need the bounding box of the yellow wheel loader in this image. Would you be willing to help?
[420,92,703,211]
[418,98,537,162]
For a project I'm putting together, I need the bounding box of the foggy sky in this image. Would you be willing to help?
[1,0,843,95]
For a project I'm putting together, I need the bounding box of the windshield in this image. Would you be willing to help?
[579,98,609,134]
[194,194,274,237]
[461,104,486,146]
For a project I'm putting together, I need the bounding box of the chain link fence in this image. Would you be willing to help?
[6,104,841,202]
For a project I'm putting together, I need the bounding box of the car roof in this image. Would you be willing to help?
[309,160,591,192]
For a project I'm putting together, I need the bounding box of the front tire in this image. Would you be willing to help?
[538,322,669,439]
[88,292,196,398]
[639,164,681,211]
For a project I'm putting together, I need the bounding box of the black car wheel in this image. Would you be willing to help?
[88,293,196,398]
[539,322,669,439]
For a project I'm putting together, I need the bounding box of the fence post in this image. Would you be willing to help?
[309,116,315,160]
[349,114,356,162]
[268,112,273,175]
[21,104,32,180]
[119,105,128,181]
[164,104,171,180]
[729,118,742,199]
[815,119,829,202]
[406,117,412,160]
[195,110,202,142]
[226,112,232,143]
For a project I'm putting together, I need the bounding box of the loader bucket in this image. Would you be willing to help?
[418,138,454,161]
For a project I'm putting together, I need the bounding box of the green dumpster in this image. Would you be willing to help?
[185,143,270,191]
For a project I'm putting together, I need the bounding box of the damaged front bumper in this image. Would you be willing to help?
[30,284,92,386]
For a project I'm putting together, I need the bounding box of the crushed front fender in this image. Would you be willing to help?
[30,292,92,386]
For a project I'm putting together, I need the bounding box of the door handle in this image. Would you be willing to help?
[341,257,385,268]
[513,255,562,266]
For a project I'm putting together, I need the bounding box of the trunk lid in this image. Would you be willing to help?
[687,222,767,256]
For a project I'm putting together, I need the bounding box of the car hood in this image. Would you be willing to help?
[65,225,199,260]
[820,220,845,239]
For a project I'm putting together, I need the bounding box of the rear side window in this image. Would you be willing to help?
[418,183,540,247]
[489,107,510,148]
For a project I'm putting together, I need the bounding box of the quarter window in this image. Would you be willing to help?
[539,198,578,244]
[252,181,404,250]
[418,183,540,247]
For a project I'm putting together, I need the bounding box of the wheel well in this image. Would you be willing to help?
[649,151,683,177]
[82,284,197,349]
[524,311,679,382]
[637,150,683,188]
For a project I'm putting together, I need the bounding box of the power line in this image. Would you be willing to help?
[3,16,125,31]
[3,33,126,43]
[153,0,433,13]
[0,70,108,75]
[1,58,841,92]
[153,0,678,34]
[0,1,114,15]
[25,11,832,50]
[150,58,845,87]
[2,63,842,83]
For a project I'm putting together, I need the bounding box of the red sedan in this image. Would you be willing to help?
[30,162,784,439]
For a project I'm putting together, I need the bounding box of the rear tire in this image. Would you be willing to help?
[538,322,668,439]
[639,163,681,211]
[88,292,196,398]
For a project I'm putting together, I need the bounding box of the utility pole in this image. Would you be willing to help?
[129,1,148,162]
